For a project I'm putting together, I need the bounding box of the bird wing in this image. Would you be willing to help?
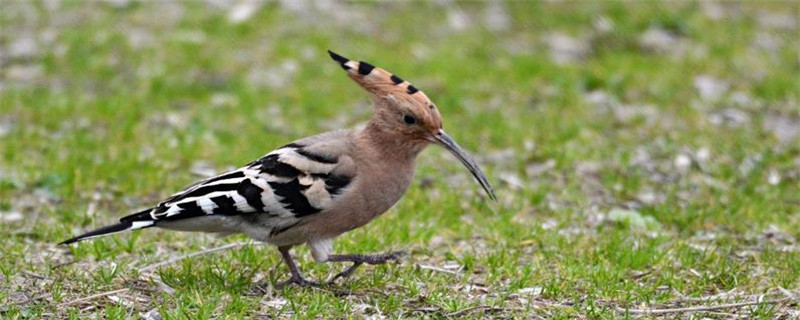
[143,131,356,224]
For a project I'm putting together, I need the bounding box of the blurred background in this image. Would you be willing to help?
[1,1,799,318]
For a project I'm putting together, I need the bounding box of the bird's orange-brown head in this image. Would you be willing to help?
[328,50,496,201]
[328,50,443,140]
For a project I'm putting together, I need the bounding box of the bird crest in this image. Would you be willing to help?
[328,50,423,97]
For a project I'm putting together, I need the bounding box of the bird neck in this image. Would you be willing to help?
[358,119,428,162]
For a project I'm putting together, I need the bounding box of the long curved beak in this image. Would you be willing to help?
[433,130,497,201]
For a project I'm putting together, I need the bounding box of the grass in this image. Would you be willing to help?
[1,1,799,318]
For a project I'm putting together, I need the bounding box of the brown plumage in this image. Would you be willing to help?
[61,50,495,288]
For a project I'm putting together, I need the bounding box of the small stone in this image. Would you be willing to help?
[525,159,556,177]
[696,148,711,163]
[228,0,263,23]
[104,0,130,8]
[636,192,664,205]
[190,161,217,178]
[763,114,800,145]
[545,32,589,65]
[499,173,524,191]
[753,32,782,52]
[694,75,728,100]
[585,90,614,106]
[541,219,557,230]
[639,27,682,54]
[768,170,781,185]
[708,108,749,127]
[0,119,13,137]
[141,309,162,320]
[674,154,692,171]
[484,1,511,32]
[0,211,23,223]
[262,297,288,308]
[739,154,762,177]
[756,10,797,30]
[210,93,238,108]
[127,28,155,49]
[246,60,299,89]
[518,286,543,295]
[701,2,726,20]
[593,16,614,32]
[523,140,535,152]
[6,64,43,83]
[447,9,471,31]
[9,35,39,59]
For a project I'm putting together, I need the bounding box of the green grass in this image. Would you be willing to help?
[1,1,799,318]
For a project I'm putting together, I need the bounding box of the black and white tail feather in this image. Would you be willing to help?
[59,209,156,245]
[60,133,355,245]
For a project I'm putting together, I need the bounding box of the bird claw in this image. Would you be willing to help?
[328,262,363,284]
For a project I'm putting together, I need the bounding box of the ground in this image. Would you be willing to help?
[1,1,799,319]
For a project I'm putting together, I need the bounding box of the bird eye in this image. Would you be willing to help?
[403,114,417,125]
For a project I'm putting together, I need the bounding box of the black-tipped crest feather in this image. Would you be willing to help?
[327,50,351,70]
[357,61,375,75]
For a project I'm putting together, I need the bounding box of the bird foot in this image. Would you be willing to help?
[276,275,322,289]
[328,250,406,284]
[329,250,406,264]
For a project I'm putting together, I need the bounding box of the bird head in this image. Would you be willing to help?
[328,50,496,201]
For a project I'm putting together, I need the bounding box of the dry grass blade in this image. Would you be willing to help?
[617,297,791,315]
[444,305,505,317]
[530,299,572,308]
[137,241,254,273]
[417,264,460,276]
[58,288,129,307]
[11,292,51,306]
[777,286,797,302]
[671,288,741,303]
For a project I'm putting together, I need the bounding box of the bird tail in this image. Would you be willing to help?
[59,208,156,245]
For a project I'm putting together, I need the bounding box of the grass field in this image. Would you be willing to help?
[1,1,799,318]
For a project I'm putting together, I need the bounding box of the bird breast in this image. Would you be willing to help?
[295,155,417,242]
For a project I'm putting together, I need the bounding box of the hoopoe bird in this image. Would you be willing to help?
[61,50,496,287]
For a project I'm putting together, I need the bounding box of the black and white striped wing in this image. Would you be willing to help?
[146,140,355,224]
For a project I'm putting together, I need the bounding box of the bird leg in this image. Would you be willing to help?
[327,251,405,283]
[275,246,320,289]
